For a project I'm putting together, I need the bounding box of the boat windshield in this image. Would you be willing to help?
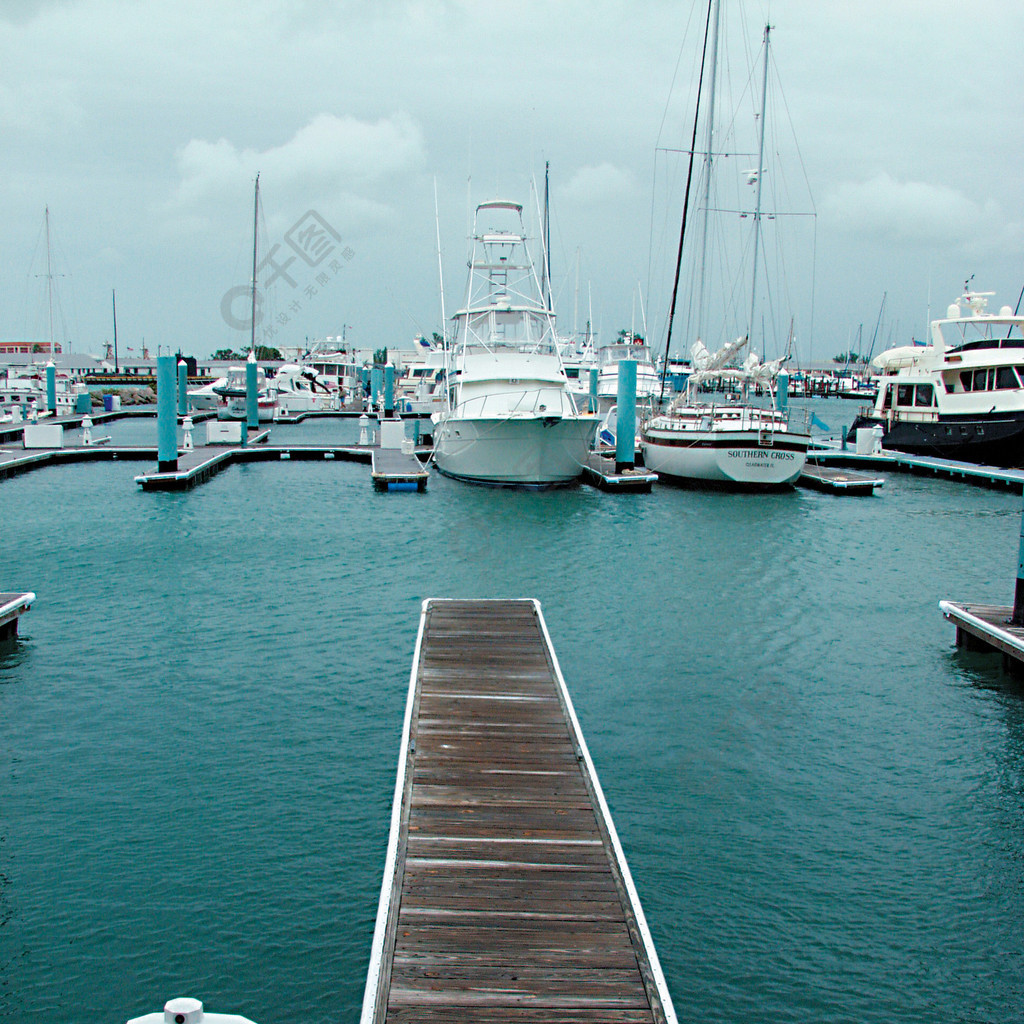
[937,317,1024,354]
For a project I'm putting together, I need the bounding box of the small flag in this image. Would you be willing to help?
[810,413,830,432]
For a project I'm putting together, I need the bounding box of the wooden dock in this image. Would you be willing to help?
[940,600,1024,670]
[362,598,676,1024]
[371,448,430,492]
[0,592,35,642]
[798,462,884,495]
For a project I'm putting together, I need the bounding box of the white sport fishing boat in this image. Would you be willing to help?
[431,200,597,487]
[595,338,660,411]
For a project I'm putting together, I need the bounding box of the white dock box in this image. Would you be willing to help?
[23,423,64,449]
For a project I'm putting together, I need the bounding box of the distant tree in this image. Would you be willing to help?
[32,343,43,353]
[432,332,444,347]
[255,345,282,361]
[373,346,388,366]
[832,351,861,364]
[213,348,238,360]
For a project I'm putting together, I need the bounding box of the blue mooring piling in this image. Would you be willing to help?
[156,355,178,472]
[245,353,258,439]
[776,369,789,412]
[1012,498,1024,626]
[589,367,599,414]
[615,359,637,473]
[46,362,56,413]
[385,364,395,417]
[177,360,189,416]
[371,366,383,411]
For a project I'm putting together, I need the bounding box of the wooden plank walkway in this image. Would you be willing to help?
[362,598,676,1024]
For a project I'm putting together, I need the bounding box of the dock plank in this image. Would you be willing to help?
[361,598,676,1024]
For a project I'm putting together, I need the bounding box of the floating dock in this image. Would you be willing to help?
[940,600,1024,671]
[0,592,35,642]
[371,448,430,492]
[583,451,658,492]
[361,598,676,1024]
[798,462,884,495]
[809,444,1024,492]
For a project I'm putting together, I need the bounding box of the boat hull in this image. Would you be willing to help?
[433,414,597,487]
[641,426,809,488]
[847,412,1024,468]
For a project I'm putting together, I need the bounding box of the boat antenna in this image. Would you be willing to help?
[250,172,260,356]
[434,176,447,350]
[660,0,714,400]
[747,24,771,357]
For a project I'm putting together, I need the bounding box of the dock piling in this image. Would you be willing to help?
[384,364,395,417]
[46,362,56,414]
[156,355,178,472]
[1011,497,1024,625]
[245,352,259,437]
[616,358,637,473]
[177,359,189,416]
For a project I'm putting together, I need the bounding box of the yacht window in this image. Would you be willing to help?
[914,384,934,406]
[971,368,990,391]
[960,371,973,392]
[880,385,893,410]
[896,384,914,406]
[996,366,1019,390]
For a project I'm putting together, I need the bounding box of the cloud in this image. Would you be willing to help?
[821,173,998,248]
[168,112,426,216]
[560,162,635,205]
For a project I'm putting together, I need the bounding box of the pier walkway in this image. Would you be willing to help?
[362,598,676,1024]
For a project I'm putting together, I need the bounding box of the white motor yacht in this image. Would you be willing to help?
[847,289,1024,466]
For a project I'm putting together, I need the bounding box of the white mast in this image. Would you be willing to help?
[747,24,770,353]
[695,0,722,340]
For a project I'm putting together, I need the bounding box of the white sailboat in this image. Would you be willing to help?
[641,13,809,488]
[431,200,597,487]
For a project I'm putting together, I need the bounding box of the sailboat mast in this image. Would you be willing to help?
[695,0,722,340]
[747,23,770,354]
[660,0,714,399]
[250,173,260,355]
[112,289,118,373]
[44,206,55,353]
[434,177,447,350]
[543,161,552,311]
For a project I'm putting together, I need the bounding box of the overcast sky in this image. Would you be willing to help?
[2,0,1022,364]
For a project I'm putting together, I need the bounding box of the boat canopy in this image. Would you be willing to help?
[477,200,523,213]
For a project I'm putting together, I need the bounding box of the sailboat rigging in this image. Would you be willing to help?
[641,2,811,489]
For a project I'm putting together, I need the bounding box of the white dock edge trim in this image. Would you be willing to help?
[533,599,679,1024]
[359,598,430,1024]
[939,600,1024,655]
[0,592,36,618]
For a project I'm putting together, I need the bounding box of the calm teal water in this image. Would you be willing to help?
[2,399,1023,1023]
